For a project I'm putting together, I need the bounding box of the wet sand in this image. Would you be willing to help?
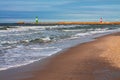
[0,32,120,80]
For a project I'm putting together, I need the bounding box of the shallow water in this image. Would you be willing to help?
[0,24,120,71]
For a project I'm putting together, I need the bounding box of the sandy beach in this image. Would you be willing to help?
[0,0,120,79]
[0,32,120,80]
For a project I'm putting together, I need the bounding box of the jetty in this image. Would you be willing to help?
[0,21,120,26]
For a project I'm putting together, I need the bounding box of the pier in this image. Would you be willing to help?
[0,21,120,26]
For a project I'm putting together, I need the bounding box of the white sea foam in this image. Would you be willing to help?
[71,28,120,39]
[0,31,41,37]
[0,44,61,71]
[1,41,18,44]
[0,26,43,37]
[74,32,90,37]
[0,59,43,71]
[63,29,83,32]
[29,47,55,50]
[0,49,61,71]
[7,26,45,31]
[41,37,51,42]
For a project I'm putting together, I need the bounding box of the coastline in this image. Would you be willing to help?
[0,32,120,80]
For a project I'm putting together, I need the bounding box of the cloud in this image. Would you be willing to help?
[78,5,120,11]
[0,0,120,22]
[0,0,75,11]
[0,5,51,11]
[0,18,34,23]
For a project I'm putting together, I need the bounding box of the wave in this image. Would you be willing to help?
[0,26,45,33]
[63,29,84,32]
[0,45,61,71]
[0,26,10,30]
[1,41,18,45]
[0,31,41,37]
[1,37,51,46]
[29,46,55,50]
[71,28,115,39]
[0,59,43,71]
[0,28,114,46]
[30,37,52,43]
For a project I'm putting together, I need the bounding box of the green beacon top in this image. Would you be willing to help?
[36,16,38,24]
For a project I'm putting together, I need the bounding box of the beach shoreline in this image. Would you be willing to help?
[0,32,120,80]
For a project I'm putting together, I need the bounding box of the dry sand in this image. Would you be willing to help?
[1,32,120,80]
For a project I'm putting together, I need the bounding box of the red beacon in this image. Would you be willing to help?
[100,18,103,23]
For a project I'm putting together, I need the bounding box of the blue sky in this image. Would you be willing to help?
[0,0,120,23]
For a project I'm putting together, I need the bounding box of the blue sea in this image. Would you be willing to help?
[0,24,120,71]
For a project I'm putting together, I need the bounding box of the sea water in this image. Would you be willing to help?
[0,24,120,71]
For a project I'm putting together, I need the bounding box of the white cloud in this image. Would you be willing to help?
[0,18,34,23]
[78,5,120,10]
[0,0,75,11]
[0,5,51,11]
